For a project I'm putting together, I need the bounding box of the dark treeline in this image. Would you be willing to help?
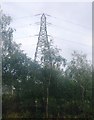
[1,12,93,119]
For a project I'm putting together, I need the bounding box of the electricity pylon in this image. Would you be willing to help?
[34,13,51,67]
[34,13,52,118]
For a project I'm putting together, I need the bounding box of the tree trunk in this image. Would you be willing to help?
[46,87,49,118]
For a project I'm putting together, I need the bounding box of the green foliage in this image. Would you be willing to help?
[2,12,93,119]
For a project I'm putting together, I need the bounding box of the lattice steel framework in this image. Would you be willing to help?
[34,13,52,118]
[34,13,51,67]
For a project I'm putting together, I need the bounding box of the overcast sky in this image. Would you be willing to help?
[1,2,92,61]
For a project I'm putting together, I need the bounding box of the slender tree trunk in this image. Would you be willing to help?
[45,69,51,118]
[81,86,84,103]
[46,87,49,118]
[81,85,85,115]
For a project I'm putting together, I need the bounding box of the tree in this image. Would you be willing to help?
[65,51,92,115]
[39,39,66,118]
[1,11,93,118]
[1,11,48,118]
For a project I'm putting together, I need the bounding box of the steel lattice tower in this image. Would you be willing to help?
[34,13,52,118]
[34,13,51,67]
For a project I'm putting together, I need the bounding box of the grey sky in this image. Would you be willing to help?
[1,2,92,61]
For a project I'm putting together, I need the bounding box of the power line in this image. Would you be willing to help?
[11,24,32,29]
[50,24,87,37]
[13,13,91,30]
[47,14,91,30]
[53,36,92,47]
[13,35,37,40]
[13,34,91,48]
[12,21,89,38]
[13,15,36,20]
[11,17,91,41]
